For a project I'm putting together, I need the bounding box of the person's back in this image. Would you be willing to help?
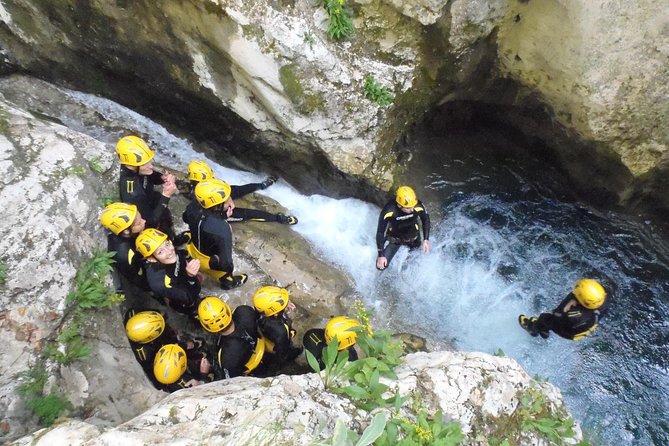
[302,317,360,371]
[215,305,259,379]
[253,286,302,368]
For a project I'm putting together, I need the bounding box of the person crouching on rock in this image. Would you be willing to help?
[135,228,201,318]
[182,179,248,290]
[153,344,213,393]
[197,296,266,379]
[518,279,606,340]
[303,316,361,370]
[99,202,150,292]
[253,286,303,371]
[124,309,207,388]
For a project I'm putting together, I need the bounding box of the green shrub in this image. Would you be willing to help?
[0,259,7,284]
[47,322,92,364]
[363,75,394,107]
[66,250,124,309]
[17,367,70,426]
[88,157,106,174]
[321,0,353,40]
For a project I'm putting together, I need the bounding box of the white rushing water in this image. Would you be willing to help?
[61,89,669,445]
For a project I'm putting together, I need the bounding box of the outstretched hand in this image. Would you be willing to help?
[186,259,201,277]
[376,256,388,270]
[423,239,430,254]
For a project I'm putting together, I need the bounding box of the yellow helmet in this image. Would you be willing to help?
[194,179,232,209]
[135,228,168,258]
[188,160,215,183]
[116,136,155,166]
[253,286,289,317]
[396,186,417,208]
[125,311,165,344]
[573,279,606,309]
[100,202,137,235]
[153,344,187,385]
[325,316,361,350]
[198,296,232,333]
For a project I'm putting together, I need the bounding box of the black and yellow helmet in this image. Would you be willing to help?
[194,179,232,209]
[100,202,137,235]
[135,228,168,258]
[573,279,606,309]
[395,186,417,208]
[116,136,155,166]
[325,316,360,350]
[188,160,215,183]
[125,311,165,344]
[198,296,232,333]
[153,344,187,385]
[253,286,289,317]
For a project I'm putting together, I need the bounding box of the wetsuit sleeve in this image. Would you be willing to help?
[376,203,395,256]
[553,293,577,314]
[415,201,430,241]
[148,171,165,185]
[202,217,234,273]
[145,264,200,307]
[227,207,277,223]
[146,195,172,229]
[259,317,293,359]
[108,235,145,287]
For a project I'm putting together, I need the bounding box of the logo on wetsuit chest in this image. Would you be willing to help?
[394,213,415,221]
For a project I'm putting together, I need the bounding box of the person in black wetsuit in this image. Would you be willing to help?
[99,202,150,291]
[182,179,248,290]
[197,296,265,379]
[153,343,213,393]
[303,316,360,371]
[135,228,202,317]
[252,286,303,370]
[184,159,297,225]
[116,135,179,239]
[124,309,207,388]
[375,185,430,271]
[519,279,607,340]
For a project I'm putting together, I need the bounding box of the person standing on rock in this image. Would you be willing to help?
[303,316,361,370]
[100,202,150,292]
[135,228,202,317]
[375,186,430,271]
[116,135,179,239]
[184,159,297,225]
[182,178,248,290]
[124,309,207,388]
[197,296,266,379]
[518,279,606,340]
[252,286,303,370]
[153,343,213,393]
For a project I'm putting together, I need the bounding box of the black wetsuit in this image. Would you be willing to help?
[258,311,302,367]
[213,305,260,379]
[107,232,150,291]
[119,167,174,238]
[532,293,602,340]
[144,250,201,315]
[302,328,358,371]
[184,181,281,224]
[183,204,236,276]
[375,200,430,266]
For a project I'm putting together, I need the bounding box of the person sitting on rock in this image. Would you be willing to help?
[99,202,150,292]
[519,279,606,340]
[135,228,201,317]
[116,135,179,239]
[153,343,213,393]
[124,308,206,388]
[253,286,303,370]
[303,316,361,371]
[184,159,297,225]
[375,185,430,271]
[197,296,266,379]
[182,179,248,290]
